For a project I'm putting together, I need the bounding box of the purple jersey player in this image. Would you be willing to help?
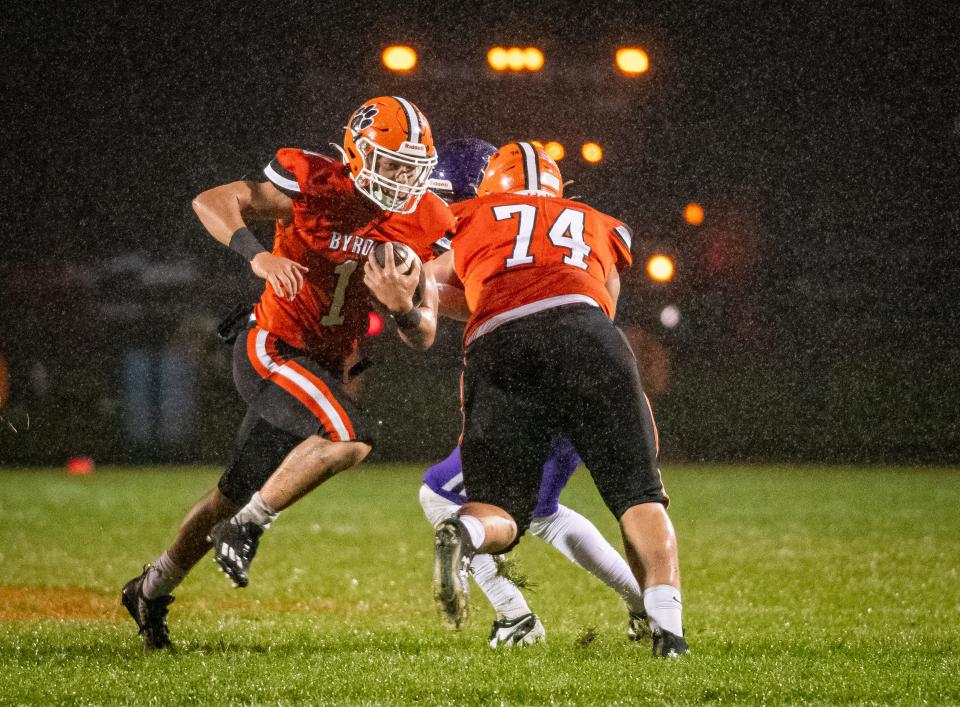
[419,140,649,648]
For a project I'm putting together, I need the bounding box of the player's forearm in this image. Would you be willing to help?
[426,251,467,322]
[394,275,439,350]
[395,304,437,351]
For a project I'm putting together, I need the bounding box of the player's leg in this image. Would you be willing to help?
[122,491,241,650]
[434,326,551,628]
[561,310,687,656]
[529,505,646,624]
[528,435,648,638]
[121,411,299,649]
[209,327,374,587]
[210,436,371,587]
[419,484,543,646]
[421,483,533,619]
[257,436,371,510]
[423,453,546,645]
[210,434,372,590]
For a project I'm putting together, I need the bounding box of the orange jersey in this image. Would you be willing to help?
[254,148,455,370]
[450,193,633,343]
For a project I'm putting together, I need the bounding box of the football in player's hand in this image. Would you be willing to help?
[371,241,426,306]
[372,241,419,275]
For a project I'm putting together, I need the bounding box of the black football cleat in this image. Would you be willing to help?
[121,567,174,650]
[652,628,690,658]
[433,518,476,629]
[488,613,546,647]
[208,518,263,588]
[627,610,652,641]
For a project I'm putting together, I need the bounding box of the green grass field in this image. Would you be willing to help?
[0,465,958,705]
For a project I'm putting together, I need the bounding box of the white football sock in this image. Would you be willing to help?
[643,584,683,636]
[529,505,645,614]
[234,491,279,529]
[417,486,529,621]
[469,553,532,620]
[458,514,486,550]
[142,551,187,599]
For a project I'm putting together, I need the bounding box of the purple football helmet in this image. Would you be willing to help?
[427,138,497,203]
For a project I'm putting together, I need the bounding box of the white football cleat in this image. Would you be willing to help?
[488,613,546,648]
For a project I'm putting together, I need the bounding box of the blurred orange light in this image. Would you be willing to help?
[382,45,417,72]
[507,47,526,70]
[616,47,649,75]
[524,47,544,70]
[531,140,545,149]
[489,46,544,71]
[684,202,704,226]
[581,142,603,163]
[647,255,675,282]
[545,141,565,161]
[487,47,509,70]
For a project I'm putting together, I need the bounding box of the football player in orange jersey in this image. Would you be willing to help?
[420,139,651,648]
[121,96,455,650]
[427,142,689,657]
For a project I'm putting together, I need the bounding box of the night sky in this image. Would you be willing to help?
[2,1,958,462]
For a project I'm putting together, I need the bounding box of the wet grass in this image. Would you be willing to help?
[0,464,958,705]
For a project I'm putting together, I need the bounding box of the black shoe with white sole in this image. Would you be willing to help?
[652,627,690,657]
[121,567,174,650]
[208,518,263,588]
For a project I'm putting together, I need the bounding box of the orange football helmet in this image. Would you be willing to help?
[342,96,437,213]
[477,142,563,198]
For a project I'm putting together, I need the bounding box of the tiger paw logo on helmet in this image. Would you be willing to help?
[350,105,379,132]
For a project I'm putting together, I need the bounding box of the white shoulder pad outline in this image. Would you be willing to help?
[613,224,633,251]
[263,155,301,194]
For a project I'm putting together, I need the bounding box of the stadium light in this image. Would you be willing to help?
[647,254,675,282]
[545,141,565,161]
[488,46,544,71]
[581,142,603,163]
[507,47,526,70]
[684,202,704,226]
[524,47,544,71]
[487,47,509,70]
[616,47,649,75]
[660,305,681,329]
[382,45,417,73]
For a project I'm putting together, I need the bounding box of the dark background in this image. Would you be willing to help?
[1,1,958,466]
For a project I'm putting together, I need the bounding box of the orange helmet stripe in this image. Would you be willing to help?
[391,95,422,143]
[516,141,540,192]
